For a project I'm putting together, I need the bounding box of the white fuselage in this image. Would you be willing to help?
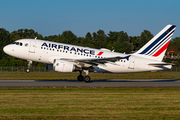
[3,39,171,73]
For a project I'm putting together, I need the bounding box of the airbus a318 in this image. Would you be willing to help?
[3,25,176,82]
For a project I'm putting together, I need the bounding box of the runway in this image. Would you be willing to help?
[0,79,180,87]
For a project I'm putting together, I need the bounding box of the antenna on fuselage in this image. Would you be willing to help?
[35,37,37,39]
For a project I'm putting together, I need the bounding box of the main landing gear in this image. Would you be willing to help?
[77,70,91,83]
[26,60,32,73]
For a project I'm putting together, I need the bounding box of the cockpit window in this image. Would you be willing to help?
[13,42,23,46]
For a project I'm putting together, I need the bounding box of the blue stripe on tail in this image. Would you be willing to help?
[145,30,174,55]
[139,25,176,55]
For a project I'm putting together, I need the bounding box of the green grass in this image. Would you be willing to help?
[0,71,180,80]
[0,88,180,119]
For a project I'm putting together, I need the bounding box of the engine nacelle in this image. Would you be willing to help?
[53,59,75,72]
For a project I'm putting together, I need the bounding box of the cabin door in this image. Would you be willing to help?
[128,57,135,69]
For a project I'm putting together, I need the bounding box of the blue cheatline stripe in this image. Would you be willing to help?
[139,25,176,54]
[145,30,174,55]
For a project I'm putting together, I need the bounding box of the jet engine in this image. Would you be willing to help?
[53,59,75,72]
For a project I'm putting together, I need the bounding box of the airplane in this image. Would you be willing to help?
[3,25,176,82]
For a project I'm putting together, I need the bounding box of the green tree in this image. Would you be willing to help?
[44,35,59,42]
[83,32,94,48]
[107,31,119,50]
[60,31,77,44]
[97,30,107,48]
[136,30,153,50]
[168,37,180,52]
[0,28,10,59]
[108,31,133,53]
[91,30,107,49]
[129,36,138,51]
[10,29,43,43]
[92,32,97,41]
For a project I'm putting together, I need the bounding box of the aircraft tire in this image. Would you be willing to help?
[84,76,91,83]
[26,68,30,73]
[77,75,84,82]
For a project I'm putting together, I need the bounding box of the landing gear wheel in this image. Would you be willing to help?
[26,68,30,73]
[77,75,84,82]
[84,76,91,83]
[26,60,32,73]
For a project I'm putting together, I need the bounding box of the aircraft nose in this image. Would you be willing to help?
[3,45,11,54]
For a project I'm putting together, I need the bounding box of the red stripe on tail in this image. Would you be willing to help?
[152,40,170,57]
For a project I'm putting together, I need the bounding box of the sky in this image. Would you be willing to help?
[0,0,179,38]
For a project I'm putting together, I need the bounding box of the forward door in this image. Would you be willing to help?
[29,41,36,53]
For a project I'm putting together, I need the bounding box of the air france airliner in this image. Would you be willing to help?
[3,25,176,82]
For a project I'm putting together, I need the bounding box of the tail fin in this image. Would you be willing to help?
[133,25,176,61]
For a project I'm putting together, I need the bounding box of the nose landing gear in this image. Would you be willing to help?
[26,60,32,73]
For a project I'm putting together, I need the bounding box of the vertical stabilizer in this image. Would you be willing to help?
[133,25,176,61]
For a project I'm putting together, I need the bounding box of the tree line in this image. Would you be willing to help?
[0,28,180,67]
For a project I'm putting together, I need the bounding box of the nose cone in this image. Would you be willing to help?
[3,45,11,55]
[3,46,8,54]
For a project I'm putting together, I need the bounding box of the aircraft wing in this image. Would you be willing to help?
[61,55,131,67]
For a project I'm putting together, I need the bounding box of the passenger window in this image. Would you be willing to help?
[20,43,23,46]
[25,43,28,46]
[16,42,19,45]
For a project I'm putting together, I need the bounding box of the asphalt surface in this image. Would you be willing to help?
[0,79,180,87]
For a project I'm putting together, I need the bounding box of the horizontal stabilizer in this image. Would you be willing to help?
[148,62,174,66]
